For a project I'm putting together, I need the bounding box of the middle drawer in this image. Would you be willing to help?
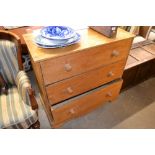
[46,60,126,105]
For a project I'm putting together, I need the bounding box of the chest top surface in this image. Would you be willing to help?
[23,28,134,62]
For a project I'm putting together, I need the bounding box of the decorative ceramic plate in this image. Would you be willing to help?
[34,35,68,46]
[40,26,76,40]
[34,33,80,47]
[34,33,81,48]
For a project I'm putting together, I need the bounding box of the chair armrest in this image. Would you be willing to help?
[16,71,38,110]
[27,87,38,110]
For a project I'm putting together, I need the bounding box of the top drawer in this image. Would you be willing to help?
[41,38,132,85]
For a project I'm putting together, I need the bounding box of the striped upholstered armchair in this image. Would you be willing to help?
[0,30,40,129]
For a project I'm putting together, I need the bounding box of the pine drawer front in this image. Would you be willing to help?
[51,80,123,125]
[46,60,126,105]
[41,39,132,85]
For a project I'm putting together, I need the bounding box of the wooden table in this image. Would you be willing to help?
[23,28,134,127]
[0,26,42,53]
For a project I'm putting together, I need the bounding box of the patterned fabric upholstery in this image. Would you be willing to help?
[0,40,19,85]
[0,86,38,129]
[0,39,38,129]
[16,71,31,106]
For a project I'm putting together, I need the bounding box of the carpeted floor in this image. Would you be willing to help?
[28,71,155,129]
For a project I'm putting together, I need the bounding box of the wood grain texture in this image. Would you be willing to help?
[23,28,134,62]
[52,80,123,127]
[123,42,155,90]
[125,55,138,70]
[23,28,134,127]
[1,26,42,54]
[130,47,154,61]
[41,38,132,85]
[139,26,152,39]
[30,58,54,125]
[142,44,155,55]
[125,45,155,70]
[122,66,139,90]
[122,59,155,90]
[134,60,155,84]
[9,26,42,45]
[46,60,126,104]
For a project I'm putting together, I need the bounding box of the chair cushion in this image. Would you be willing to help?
[0,40,19,85]
[0,86,38,129]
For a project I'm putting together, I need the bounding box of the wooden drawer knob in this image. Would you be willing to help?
[69,108,75,114]
[64,63,72,71]
[111,50,120,57]
[106,92,112,97]
[107,71,114,77]
[67,87,73,94]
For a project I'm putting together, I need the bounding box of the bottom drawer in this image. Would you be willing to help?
[51,79,123,126]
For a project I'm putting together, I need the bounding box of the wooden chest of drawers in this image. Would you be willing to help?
[23,28,134,127]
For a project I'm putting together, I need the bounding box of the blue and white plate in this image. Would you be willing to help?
[34,35,68,46]
[34,33,81,48]
[40,26,76,40]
